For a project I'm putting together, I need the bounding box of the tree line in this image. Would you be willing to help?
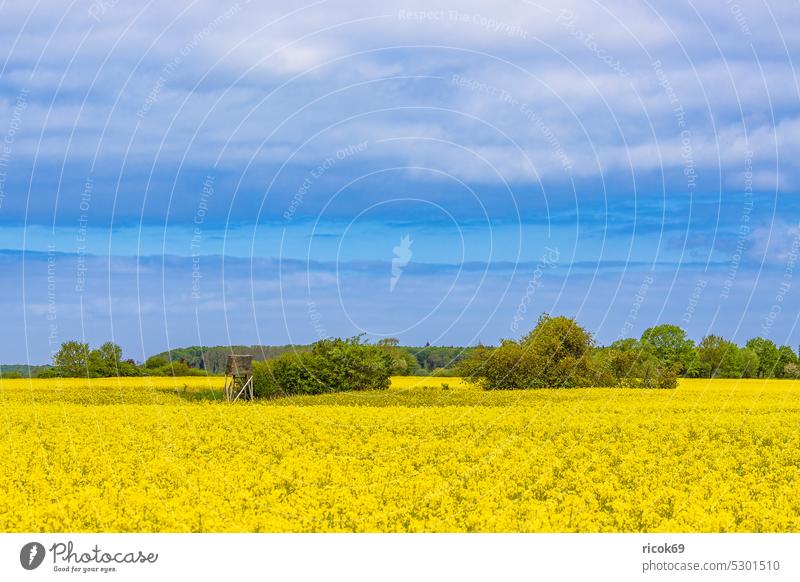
[3,316,798,383]
[606,325,800,379]
[28,341,205,378]
[459,316,800,391]
[133,342,474,376]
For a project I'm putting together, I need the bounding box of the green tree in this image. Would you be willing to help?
[52,341,90,377]
[88,342,123,377]
[776,345,799,378]
[592,346,637,385]
[519,314,595,388]
[460,340,529,389]
[783,363,800,378]
[462,315,596,389]
[696,335,743,378]
[409,345,474,373]
[604,339,653,382]
[377,338,419,375]
[745,337,779,378]
[462,315,678,389]
[683,350,705,378]
[609,338,640,352]
[639,324,695,373]
[740,348,760,378]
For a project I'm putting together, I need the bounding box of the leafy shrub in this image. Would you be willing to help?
[461,315,597,389]
[252,337,393,398]
[784,363,800,379]
[624,357,679,389]
[595,344,678,389]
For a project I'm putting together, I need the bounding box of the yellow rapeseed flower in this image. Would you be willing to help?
[0,376,798,532]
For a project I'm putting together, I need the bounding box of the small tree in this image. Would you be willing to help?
[520,314,595,388]
[88,342,123,377]
[460,340,529,389]
[776,346,799,378]
[634,357,680,389]
[53,341,90,377]
[740,348,760,378]
[745,337,779,378]
[783,363,800,379]
[696,335,743,378]
[461,315,597,389]
[639,324,696,374]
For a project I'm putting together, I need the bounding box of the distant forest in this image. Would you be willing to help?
[0,364,51,378]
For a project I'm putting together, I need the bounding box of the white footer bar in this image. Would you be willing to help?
[1,534,797,581]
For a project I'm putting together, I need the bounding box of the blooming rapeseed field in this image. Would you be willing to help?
[1,376,798,532]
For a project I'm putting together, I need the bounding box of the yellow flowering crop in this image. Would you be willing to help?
[1,376,799,532]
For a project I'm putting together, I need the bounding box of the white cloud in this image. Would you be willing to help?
[0,0,798,211]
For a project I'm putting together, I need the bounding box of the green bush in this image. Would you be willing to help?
[590,347,631,386]
[251,358,282,399]
[623,357,679,389]
[459,341,527,389]
[252,337,393,398]
[594,345,679,389]
[784,363,800,378]
[461,315,597,389]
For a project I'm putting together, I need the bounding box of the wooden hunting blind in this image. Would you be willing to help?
[224,355,253,402]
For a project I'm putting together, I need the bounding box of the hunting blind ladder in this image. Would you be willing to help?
[224,355,253,402]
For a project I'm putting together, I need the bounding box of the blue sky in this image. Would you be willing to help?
[2,1,800,364]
